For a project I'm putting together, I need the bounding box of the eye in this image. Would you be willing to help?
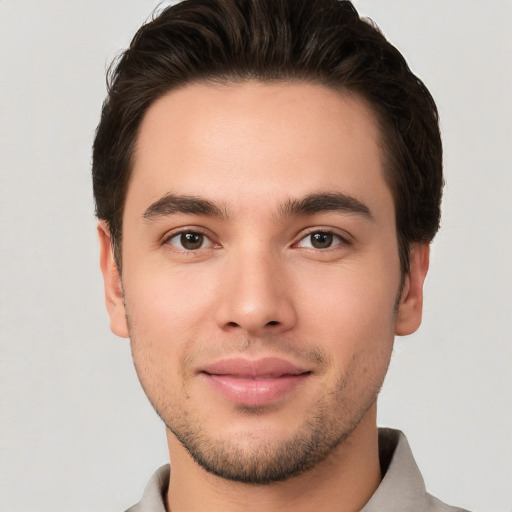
[296,231,345,250]
[166,231,212,251]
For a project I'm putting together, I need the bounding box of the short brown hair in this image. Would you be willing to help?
[92,0,443,273]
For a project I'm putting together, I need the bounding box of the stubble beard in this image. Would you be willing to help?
[124,285,400,485]
[164,381,378,485]
[130,338,384,486]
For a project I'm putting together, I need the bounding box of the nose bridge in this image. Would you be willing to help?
[215,243,296,334]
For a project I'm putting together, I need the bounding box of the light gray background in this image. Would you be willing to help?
[1,1,511,511]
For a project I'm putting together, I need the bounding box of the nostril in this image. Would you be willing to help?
[266,321,279,326]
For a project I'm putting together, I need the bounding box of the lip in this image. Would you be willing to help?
[201,357,311,407]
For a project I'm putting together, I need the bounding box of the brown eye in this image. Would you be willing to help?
[310,232,333,249]
[181,232,204,249]
[296,231,345,250]
[168,231,207,250]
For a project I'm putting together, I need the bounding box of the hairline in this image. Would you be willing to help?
[111,76,409,274]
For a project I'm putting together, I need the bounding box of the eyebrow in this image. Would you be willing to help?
[143,194,226,220]
[279,192,374,220]
[142,191,373,222]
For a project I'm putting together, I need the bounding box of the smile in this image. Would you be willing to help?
[201,357,312,407]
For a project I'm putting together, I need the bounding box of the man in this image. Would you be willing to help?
[93,0,469,510]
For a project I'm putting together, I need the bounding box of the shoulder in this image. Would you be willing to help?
[361,429,472,512]
[425,493,472,512]
[124,464,169,512]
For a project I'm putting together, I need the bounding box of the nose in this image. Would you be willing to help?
[214,248,297,336]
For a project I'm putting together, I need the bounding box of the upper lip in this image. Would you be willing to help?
[201,357,310,379]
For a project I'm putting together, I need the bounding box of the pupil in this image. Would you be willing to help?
[181,232,203,250]
[311,232,332,249]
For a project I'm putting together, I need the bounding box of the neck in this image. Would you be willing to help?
[165,406,381,512]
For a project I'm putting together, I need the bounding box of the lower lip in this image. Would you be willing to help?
[203,373,310,407]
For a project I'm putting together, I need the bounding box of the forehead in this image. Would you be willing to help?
[127,81,391,218]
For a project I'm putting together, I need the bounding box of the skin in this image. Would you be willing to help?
[99,81,429,512]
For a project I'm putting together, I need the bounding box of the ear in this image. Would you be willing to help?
[395,243,430,336]
[97,221,129,338]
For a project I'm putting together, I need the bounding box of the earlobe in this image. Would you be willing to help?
[395,243,430,336]
[97,222,130,338]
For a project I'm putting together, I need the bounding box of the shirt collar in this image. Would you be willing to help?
[361,428,428,511]
[127,428,438,512]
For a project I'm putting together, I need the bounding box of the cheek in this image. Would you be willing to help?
[124,257,216,328]
[124,274,207,409]
[121,263,220,386]
[298,261,399,327]
[294,256,399,363]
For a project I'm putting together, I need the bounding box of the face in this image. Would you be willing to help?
[99,81,428,484]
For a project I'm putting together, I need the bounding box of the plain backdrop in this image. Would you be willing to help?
[1,1,511,511]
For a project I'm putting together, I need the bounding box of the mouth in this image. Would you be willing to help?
[200,357,312,407]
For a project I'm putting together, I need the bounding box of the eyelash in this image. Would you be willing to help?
[163,228,350,253]
[294,229,350,250]
[163,229,217,252]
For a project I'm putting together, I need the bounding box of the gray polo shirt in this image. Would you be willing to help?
[125,428,470,512]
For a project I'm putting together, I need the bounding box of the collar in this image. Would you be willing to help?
[125,428,468,512]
